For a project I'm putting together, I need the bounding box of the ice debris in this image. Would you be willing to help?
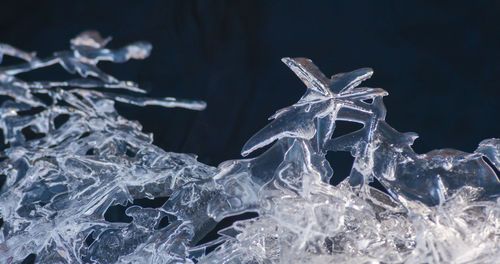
[0,32,499,263]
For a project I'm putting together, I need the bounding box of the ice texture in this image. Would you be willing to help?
[1,32,499,264]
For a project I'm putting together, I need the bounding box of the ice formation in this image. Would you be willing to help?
[0,32,499,264]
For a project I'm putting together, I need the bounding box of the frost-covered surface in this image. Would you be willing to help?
[1,32,499,263]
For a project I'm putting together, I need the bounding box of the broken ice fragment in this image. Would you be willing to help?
[0,31,210,263]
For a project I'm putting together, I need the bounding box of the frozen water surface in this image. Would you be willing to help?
[0,32,499,263]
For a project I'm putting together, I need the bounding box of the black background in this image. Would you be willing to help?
[2,0,500,184]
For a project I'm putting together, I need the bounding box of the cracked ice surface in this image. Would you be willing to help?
[1,32,500,263]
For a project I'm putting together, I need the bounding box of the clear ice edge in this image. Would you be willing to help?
[0,31,499,264]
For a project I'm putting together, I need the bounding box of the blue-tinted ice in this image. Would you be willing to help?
[0,32,499,263]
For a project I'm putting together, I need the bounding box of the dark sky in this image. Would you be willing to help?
[2,0,500,182]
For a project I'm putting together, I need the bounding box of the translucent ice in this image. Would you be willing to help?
[0,32,499,263]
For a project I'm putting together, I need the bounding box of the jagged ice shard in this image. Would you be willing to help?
[0,32,499,264]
